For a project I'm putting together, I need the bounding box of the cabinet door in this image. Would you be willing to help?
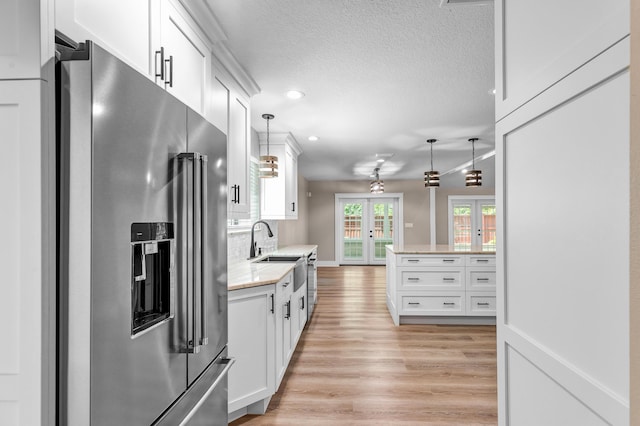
[228,95,250,218]
[1,79,51,426]
[275,273,293,390]
[296,282,308,339]
[55,0,151,76]
[284,145,298,219]
[157,0,210,115]
[2,0,50,79]
[228,285,275,413]
[210,75,229,136]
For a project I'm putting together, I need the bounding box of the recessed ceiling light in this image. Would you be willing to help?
[462,169,468,174]
[376,158,385,163]
[308,136,318,142]
[286,90,305,100]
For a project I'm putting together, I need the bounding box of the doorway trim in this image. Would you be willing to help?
[334,193,404,265]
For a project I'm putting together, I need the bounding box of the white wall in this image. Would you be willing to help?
[496,1,630,424]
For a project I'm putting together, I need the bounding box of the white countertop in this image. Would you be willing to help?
[228,245,318,291]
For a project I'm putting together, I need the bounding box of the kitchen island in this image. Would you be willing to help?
[227,245,317,422]
[386,244,496,325]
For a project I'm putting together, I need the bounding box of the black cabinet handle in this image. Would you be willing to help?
[443,302,456,306]
[164,55,173,88]
[301,295,305,310]
[270,294,274,314]
[285,301,290,319]
[231,184,240,204]
[155,47,165,81]
[292,202,295,212]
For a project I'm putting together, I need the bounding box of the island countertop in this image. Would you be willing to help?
[386,244,496,255]
[228,244,318,291]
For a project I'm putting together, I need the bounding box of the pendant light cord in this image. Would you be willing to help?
[430,142,434,172]
[266,116,270,157]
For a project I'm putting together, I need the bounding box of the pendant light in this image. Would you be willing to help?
[370,168,384,194]
[260,113,278,178]
[465,137,482,187]
[424,138,440,187]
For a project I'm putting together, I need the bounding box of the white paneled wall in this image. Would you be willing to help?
[496,1,630,424]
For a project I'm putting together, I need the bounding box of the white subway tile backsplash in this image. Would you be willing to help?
[227,220,278,264]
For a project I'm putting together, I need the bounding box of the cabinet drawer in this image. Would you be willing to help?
[399,270,464,291]
[466,270,496,291]
[466,255,496,266]
[466,293,496,316]
[400,294,464,315]
[399,255,463,267]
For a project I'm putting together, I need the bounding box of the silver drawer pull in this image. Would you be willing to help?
[407,259,420,263]
[477,302,490,306]
[476,278,490,281]
[407,277,420,281]
[443,302,456,306]
[408,302,421,305]
[443,259,455,263]
[442,277,455,281]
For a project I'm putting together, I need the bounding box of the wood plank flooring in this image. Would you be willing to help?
[230,266,497,425]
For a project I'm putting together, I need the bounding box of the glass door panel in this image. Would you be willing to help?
[452,203,472,250]
[370,201,394,264]
[479,203,497,251]
[342,201,365,263]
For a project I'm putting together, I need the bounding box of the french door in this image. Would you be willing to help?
[337,195,401,265]
[448,196,496,251]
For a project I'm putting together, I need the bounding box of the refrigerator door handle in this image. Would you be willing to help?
[178,152,207,354]
[178,358,235,426]
[199,154,208,346]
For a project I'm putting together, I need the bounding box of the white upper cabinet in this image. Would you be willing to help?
[154,0,211,116]
[1,0,53,79]
[260,133,302,220]
[228,95,251,218]
[56,0,212,117]
[55,0,152,76]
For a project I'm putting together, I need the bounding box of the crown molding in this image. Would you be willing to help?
[178,0,261,98]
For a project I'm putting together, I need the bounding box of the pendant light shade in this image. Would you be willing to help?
[465,137,482,187]
[259,113,278,178]
[424,138,440,187]
[370,168,384,194]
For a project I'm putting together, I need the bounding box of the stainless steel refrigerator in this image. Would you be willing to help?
[57,39,232,425]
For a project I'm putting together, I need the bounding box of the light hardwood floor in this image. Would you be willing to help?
[230,265,497,425]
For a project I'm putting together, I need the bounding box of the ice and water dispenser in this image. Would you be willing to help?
[131,222,175,336]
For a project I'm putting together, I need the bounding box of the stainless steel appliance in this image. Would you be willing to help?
[307,250,318,320]
[56,39,232,425]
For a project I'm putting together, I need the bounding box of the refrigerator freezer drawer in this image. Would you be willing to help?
[154,351,235,426]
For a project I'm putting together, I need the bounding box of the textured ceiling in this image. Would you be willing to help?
[207,0,495,185]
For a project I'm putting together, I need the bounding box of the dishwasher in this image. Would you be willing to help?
[307,250,318,320]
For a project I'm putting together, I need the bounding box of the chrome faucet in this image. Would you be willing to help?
[249,220,274,259]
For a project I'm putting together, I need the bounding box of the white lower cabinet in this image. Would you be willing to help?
[228,284,275,415]
[386,248,496,325]
[275,272,294,390]
[293,281,308,346]
[229,271,304,421]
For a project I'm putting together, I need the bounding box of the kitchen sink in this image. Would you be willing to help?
[254,255,308,291]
